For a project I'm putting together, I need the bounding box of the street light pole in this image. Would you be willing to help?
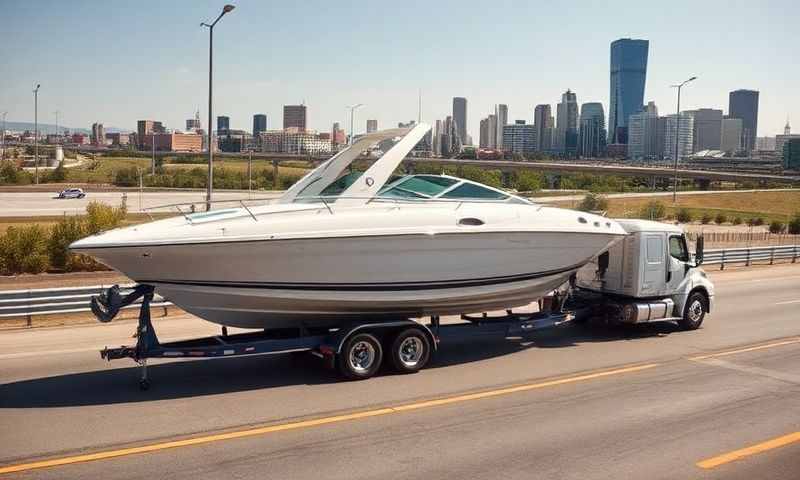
[1,111,6,160]
[151,134,156,175]
[33,84,40,184]
[201,4,235,211]
[347,104,364,145]
[670,76,697,203]
[53,110,60,139]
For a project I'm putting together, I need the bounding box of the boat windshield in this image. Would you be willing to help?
[376,174,531,204]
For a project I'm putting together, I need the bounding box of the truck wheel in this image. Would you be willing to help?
[338,333,383,380]
[389,328,430,374]
[678,292,707,331]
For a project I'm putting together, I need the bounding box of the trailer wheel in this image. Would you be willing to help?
[679,292,707,331]
[389,328,430,374]
[338,333,383,380]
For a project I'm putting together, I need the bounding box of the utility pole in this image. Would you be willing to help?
[33,84,40,184]
[248,148,252,198]
[201,4,236,211]
[53,110,60,139]
[670,76,697,203]
[151,134,156,175]
[1,111,6,160]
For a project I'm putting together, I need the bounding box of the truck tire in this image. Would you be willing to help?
[338,333,383,380]
[678,292,707,331]
[388,328,431,374]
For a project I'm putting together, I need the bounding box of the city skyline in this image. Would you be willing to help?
[0,1,797,139]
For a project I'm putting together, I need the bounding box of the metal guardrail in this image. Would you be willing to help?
[703,245,799,270]
[0,244,797,324]
[0,284,170,325]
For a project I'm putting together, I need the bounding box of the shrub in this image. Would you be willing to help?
[732,216,743,226]
[85,201,127,235]
[788,212,800,235]
[769,221,786,234]
[700,212,713,224]
[513,170,543,192]
[747,217,764,227]
[577,193,608,212]
[639,200,666,220]
[0,225,50,274]
[714,213,727,225]
[676,208,693,223]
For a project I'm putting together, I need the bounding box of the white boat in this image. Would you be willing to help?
[70,124,627,329]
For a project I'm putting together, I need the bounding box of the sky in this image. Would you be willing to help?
[1,0,798,139]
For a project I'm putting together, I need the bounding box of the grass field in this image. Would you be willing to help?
[554,191,800,222]
[0,212,173,233]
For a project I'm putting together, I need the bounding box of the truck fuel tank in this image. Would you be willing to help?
[621,298,676,323]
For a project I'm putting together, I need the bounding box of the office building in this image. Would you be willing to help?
[136,120,164,149]
[720,117,743,153]
[784,138,800,170]
[218,129,251,153]
[494,104,508,149]
[253,114,267,137]
[186,111,202,132]
[259,129,332,155]
[663,113,694,161]
[502,120,537,155]
[775,120,800,155]
[143,132,203,152]
[283,105,307,131]
[689,108,723,152]
[627,110,662,160]
[106,132,130,146]
[533,104,553,152]
[556,90,579,156]
[452,97,467,145]
[366,119,378,133]
[479,118,489,148]
[217,116,230,132]
[728,89,759,151]
[578,102,606,158]
[608,38,649,144]
[91,123,105,146]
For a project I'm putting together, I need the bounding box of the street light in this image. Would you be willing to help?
[33,84,40,184]
[347,104,364,145]
[201,4,235,211]
[670,76,697,202]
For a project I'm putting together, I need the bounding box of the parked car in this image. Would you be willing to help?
[57,188,86,199]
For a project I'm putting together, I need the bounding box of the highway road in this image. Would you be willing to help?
[1,264,799,478]
[1,188,794,217]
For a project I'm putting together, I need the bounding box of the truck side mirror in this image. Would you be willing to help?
[695,236,704,266]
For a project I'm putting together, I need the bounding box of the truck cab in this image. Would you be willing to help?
[575,219,714,330]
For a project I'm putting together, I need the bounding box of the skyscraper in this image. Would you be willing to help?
[556,90,579,157]
[487,114,498,149]
[728,90,759,151]
[495,104,508,149]
[720,117,743,153]
[578,102,606,158]
[366,119,378,133]
[502,120,537,155]
[664,113,694,161]
[283,105,307,131]
[217,116,230,132]
[627,107,662,160]
[689,108,723,152]
[452,97,467,145]
[91,123,105,146]
[533,104,553,152]
[253,114,267,137]
[479,118,489,148]
[608,38,649,145]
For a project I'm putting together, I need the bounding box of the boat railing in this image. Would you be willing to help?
[143,195,534,223]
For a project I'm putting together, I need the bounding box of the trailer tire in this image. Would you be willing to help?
[338,333,383,380]
[679,292,707,331]
[388,328,431,374]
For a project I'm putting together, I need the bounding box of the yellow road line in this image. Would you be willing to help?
[697,431,800,469]
[0,363,658,475]
[689,337,800,361]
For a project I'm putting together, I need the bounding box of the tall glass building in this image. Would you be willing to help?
[608,39,649,145]
[728,89,759,151]
[578,102,606,158]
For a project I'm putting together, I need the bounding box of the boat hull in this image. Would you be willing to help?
[79,231,621,329]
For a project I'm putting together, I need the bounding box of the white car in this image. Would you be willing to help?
[57,188,86,199]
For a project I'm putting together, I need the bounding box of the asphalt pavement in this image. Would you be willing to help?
[1,264,799,479]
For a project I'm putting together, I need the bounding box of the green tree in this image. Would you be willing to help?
[768,221,786,234]
[701,212,713,224]
[513,170,543,192]
[714,213,727,225]
[0,225,50,274]
[788,212,800,235]
[676,208,693,223]
[639,200,666,220]
[577,193,608,212]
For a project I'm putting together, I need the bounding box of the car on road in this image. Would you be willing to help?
[57,188,86,199]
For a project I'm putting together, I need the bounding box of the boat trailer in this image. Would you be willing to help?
[91,284,573,390]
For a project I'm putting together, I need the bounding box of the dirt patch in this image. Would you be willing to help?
[0,271,131,290]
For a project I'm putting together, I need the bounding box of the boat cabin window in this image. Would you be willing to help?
[318,171,363,197]
[440,182,509,200]
[394,175,458,196]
